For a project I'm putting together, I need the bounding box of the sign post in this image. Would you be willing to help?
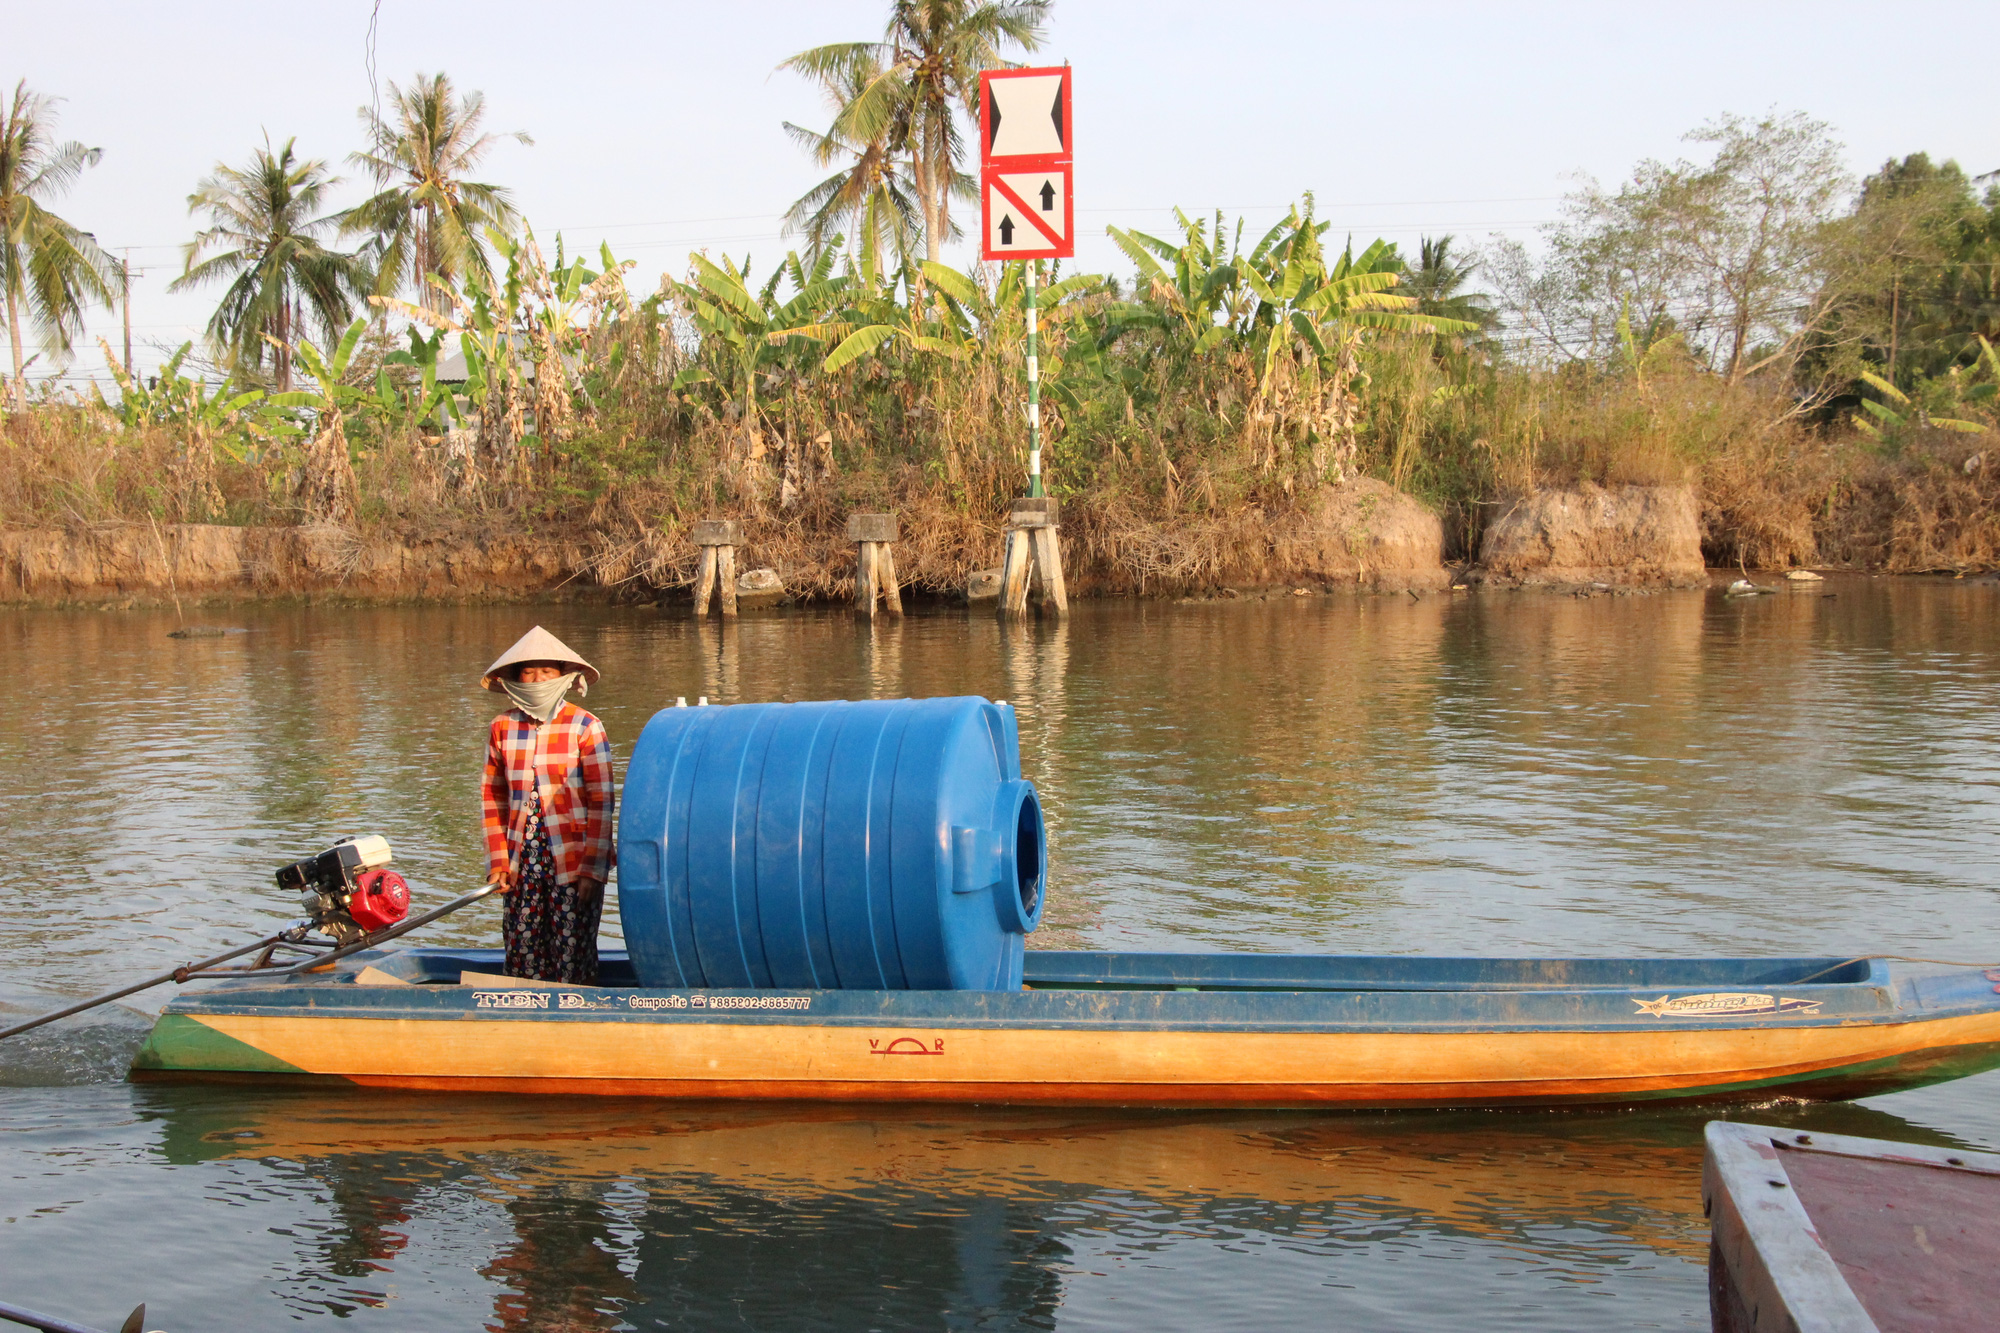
[980,65,1072,502]
[1026,263,1039,496]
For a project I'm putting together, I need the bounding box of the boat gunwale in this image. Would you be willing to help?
[1019,950,1893,992]
[291,945,1900,993]
[146,957,1999,1038]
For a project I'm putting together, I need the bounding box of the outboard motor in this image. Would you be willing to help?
[275,835,411,944]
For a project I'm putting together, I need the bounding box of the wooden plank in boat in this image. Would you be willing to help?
[1704,1120,2000,1332]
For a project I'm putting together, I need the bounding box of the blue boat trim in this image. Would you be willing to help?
[152,948,1976,1037]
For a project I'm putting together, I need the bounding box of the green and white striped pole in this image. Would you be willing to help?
[1025,259,1043,498]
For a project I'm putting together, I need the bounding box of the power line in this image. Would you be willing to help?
[540,195,1566,233]
[88,198,1568,254]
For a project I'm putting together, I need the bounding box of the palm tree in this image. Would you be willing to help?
[0,81,121,411]
[1402,235,1496,334]
[168,136,372,391]
[341,72,530,313]
[782,1,1049,267]
[781,50,921,282]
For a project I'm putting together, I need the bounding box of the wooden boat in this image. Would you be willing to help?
[129,949,2000,1109]
[1704,1119,2000,1332]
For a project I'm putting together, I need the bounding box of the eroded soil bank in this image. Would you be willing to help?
[0,477,1462,605]
[6,480,1825,606]
[1472,484,1708,589]
[0,525,592,605]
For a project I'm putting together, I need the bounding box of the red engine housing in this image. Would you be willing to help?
[349,868,411,933]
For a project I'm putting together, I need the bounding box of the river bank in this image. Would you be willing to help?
[0,478,1861,607]
[13,337,2000,613]
[0,476,1458,606]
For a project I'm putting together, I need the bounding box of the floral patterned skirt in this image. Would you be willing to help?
[502,788,602,984]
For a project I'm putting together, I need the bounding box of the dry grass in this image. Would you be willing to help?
[9,352,2000,591]
[1355,337,2000,571]
[1697,427,1833,570]
[0,408,185,527]
[1829,435,2000,572]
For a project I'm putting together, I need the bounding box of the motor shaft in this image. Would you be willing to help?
[0,885,499,1041]
[0,933,294,1041]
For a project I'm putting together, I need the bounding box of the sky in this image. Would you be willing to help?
[10,0,2000,388]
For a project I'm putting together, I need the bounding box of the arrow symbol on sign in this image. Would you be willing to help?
[999,214,1015,245]
[1039,180,1056,211]
[992,177,1065,246]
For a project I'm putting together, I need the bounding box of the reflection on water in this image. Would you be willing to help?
[6,581,2000,1328]
[0,1085,1984,1332]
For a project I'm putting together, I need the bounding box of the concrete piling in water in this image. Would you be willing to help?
[848,513,903,617]
[691,519,742,618]
[998,497,1067,618]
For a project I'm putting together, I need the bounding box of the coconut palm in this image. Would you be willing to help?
[0,80,121,411]
[782,1,1048,266]
[781,50,922,283]
[341,72,530,313]
[169,136,372,392]
[1402,234,1496,333]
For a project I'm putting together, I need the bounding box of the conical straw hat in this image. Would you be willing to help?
[481,626,599,692]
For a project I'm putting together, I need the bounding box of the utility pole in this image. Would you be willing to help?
[121,250,133,378]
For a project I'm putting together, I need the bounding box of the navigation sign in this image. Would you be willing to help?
[980,66,1072,260]
[984,168,1070,257]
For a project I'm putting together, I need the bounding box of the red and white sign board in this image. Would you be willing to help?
[979,66,1072,260]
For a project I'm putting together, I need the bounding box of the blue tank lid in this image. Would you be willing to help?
[616,696,1045,991]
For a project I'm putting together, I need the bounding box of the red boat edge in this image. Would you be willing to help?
[1703,1120,2000,1332]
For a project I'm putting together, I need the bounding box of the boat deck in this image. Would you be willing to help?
[1705,1121,2000,1332]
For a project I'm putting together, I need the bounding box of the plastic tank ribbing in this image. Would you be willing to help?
[615,696,1045,991]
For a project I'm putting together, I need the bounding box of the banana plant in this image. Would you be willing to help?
[1248,233,1461,351]
[1954,335,2000,413]
[96,339,265,443]
[1111,202,1475,479]
[379,326,455,431]
[96,338,269,520]
[818,260,982,372]
[665,250,849,445]
[516,231,638,439]
[373,238,530,466]
[1852,370,1984,440]
[266,317,369,524]
[1107,209,1251,354]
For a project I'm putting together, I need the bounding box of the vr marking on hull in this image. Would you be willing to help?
[869,1035,945,1055]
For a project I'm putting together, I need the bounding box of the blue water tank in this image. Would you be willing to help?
[616,696,1046,991]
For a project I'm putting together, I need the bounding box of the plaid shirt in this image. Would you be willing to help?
[482,702,616,886]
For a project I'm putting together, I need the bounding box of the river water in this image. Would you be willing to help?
[5,582,2000,1331]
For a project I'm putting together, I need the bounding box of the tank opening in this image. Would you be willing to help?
[1015,789,1043,915]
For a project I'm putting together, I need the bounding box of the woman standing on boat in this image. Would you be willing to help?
[480,627,615,984]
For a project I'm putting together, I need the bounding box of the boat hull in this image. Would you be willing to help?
[136,1011,2000,1108]
[130,950,2000,1110]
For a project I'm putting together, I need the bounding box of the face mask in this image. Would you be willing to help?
[502,672,583,722]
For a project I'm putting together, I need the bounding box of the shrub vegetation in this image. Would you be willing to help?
[7,23,2000,590]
